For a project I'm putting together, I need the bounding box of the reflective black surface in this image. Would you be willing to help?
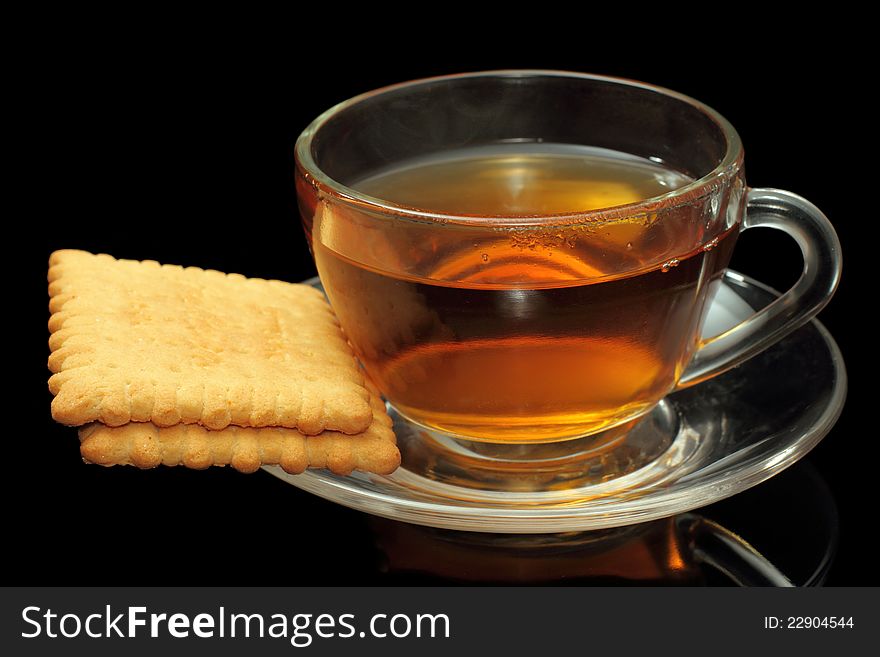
[366,461,838,586]
[14,38,872,585]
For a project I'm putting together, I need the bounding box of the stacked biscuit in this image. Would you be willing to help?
[47,250,399,475]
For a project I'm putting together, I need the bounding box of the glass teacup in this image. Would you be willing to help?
[295,71,840,447]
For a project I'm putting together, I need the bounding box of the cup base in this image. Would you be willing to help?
[390,398,686,493]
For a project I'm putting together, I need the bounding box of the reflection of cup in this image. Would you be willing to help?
[371,518,700,584]
[295,71,840,445]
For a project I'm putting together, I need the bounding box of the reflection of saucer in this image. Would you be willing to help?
[369,462,837,586]
[263,272,845,532]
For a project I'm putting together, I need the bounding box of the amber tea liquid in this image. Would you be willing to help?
[312,144,738,443]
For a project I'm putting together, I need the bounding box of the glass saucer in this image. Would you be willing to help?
[263,271,846,532]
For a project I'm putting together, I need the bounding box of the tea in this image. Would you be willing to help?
[312,144,737,443]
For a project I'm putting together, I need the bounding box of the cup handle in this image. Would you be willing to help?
[676,188,842,389]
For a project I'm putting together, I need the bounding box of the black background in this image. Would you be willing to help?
[14,24,874,585]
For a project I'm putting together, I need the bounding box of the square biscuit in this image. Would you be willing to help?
[48,250,372,435]
[78,386,400,476]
